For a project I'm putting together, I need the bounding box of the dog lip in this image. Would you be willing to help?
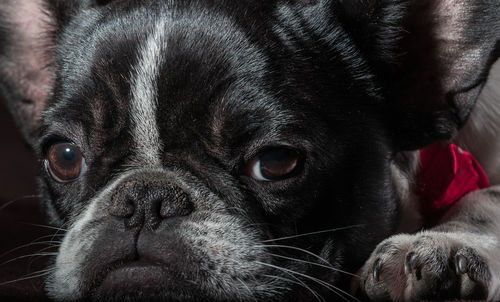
[98,261,166,290]
[96,260,201,298]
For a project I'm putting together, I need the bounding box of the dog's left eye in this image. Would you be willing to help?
[246,148,301,181]
[45,143,86,183]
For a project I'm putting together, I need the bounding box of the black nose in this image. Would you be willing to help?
[109,180,193,229]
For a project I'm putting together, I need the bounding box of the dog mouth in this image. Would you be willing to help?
[95,260,204,299]
[99,261,166,291]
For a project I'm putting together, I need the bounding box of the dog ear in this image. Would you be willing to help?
[386,0,499,150]
[338,0,499,150]
[0,0,76,146]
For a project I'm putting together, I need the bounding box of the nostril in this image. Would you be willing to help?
[147,198,163,228]
[110,179,193,230]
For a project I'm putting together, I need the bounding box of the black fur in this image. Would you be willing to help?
[0,0,498,301]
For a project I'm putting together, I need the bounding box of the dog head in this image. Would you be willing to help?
[1,0,497,300]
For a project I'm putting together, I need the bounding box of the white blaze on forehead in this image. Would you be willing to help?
[130,19,167,166]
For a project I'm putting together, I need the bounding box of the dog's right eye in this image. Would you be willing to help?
[45,143,86,183]
[245,148,302,182]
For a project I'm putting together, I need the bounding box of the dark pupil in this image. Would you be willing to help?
[260,149,298,179]
[62,148,75,161]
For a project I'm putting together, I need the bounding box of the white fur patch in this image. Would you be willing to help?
[129,19,167,166]
[47,172,132,299]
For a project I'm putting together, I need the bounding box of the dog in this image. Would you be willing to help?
[0,0,499,301]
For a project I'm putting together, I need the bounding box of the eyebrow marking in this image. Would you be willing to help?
[129,18,167,166]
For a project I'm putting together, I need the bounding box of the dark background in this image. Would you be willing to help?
[0,101,52,301]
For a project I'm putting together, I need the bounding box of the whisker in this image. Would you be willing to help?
[256,244,332,266]
[20,223,68,232]
[263,225,365,243]
[32,233,66,240]
[306,274,360,302]
[0,253,58,266]
[27,245,61,272]
[257,261,359,302]
[236,277,257,302]
[22,267,56,277]
[0,195,41,211]
[0,241,61,260]
[0,269,55,286]
[223,255,307,300]
[264,274,325,302]
[269,253,359,278]
[50,230,66,245]
[50,221,70,243]
[259,261,340,302]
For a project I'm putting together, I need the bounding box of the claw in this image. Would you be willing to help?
[456,255,468,274]
[405,252,416,275]
[373,258,382,281]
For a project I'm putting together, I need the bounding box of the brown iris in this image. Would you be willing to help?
[46,143,86,182]
[247,148,301,181]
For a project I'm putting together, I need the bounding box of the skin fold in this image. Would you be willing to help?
[0,0,498,301]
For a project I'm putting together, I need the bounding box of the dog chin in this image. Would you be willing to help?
[58,263,251,302]
[85,264,285,302]
[91,262,204,301]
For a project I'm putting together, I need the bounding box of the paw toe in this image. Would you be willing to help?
[361,236,493,301]
[455,247,491,299]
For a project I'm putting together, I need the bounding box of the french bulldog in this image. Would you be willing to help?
[0,0,499,301]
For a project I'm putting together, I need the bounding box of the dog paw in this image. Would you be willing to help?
[360,233,492,301]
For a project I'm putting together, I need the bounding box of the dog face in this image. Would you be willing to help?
[1,0,497,301]
[40,3,400,299]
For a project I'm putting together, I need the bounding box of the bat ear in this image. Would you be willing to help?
[0,0,75,146]
[384,0,499,150]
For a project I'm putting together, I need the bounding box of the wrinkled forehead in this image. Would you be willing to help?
[40,3,298,156]
[48,3,268,108]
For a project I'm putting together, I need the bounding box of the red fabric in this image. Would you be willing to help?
[417,143,489,222]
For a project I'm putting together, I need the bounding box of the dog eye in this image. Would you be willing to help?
[45,143,86,183]
[246,148,301,181]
